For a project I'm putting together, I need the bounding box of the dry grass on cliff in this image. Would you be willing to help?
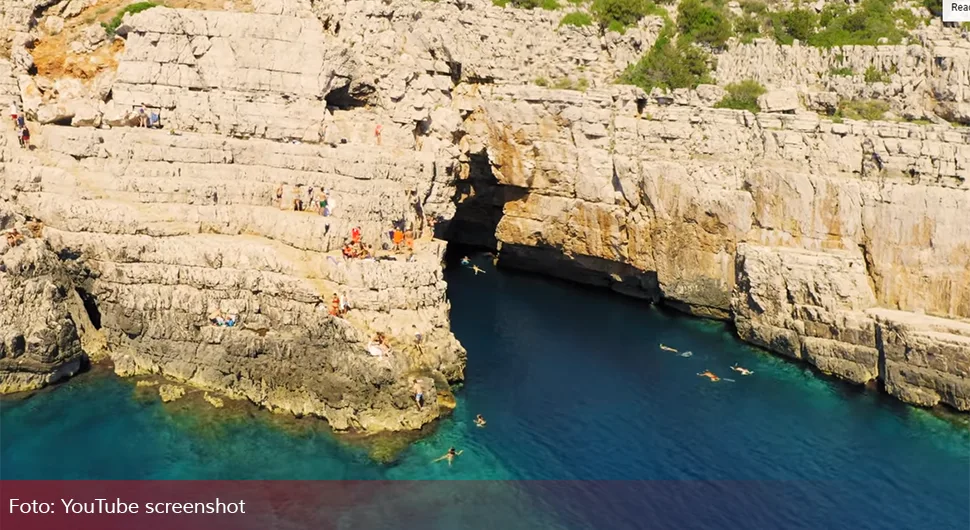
[31,0,253,80]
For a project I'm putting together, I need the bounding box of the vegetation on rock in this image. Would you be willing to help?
[102,2,159,35]
[560,11,595,27]
[592,0,666,33]
[677,0,732,48]
[619,24,713,92]
[837,99,890,121]
[714,79,765,113]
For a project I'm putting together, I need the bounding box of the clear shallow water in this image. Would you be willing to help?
[2,254,968,528]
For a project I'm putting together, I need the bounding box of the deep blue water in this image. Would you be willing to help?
[2,254,968,529]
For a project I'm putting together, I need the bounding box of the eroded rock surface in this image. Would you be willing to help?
[1,0,967,415]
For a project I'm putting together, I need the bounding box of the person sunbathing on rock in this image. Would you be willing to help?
[433,447,463,466]
[731,364,753,376]
[474,414,486,428]
[697,370,720,382]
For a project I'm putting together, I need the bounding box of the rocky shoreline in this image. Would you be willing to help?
[1,0,967,426]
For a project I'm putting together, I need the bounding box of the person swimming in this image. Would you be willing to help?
[679,351,693,357]
[460,256,470,265]
[471,265,485,275]
[697,370,720,382]
[731,364,753,376]
[433,447,463,466]
[474,414,486,427]
[660,344,678,352]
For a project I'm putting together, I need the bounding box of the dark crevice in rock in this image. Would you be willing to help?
[75,288,102,330]
[325,84,368,110]
[440,152,522,249]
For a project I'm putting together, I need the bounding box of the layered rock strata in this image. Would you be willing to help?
[0,212,88,393]
[1,0,967,416]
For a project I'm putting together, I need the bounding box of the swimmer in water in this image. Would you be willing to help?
[474,414,486,427]
[433,447,463,466]
[679,351,693,357]
[461,256,470,265]
[660,344,678,352]
[697,370,720,382]
[471,265,485,275]
[731,364,753,376]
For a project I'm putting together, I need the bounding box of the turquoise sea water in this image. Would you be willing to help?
[2,253,968,528]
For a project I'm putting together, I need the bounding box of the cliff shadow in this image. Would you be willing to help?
[439,152,526,251]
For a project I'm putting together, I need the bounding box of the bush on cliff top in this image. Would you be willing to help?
[714,79,765,113]
[592,0,666,33]
[677,0,732,48]
[762,0,912,47]
[618,25,713,92]
[103,2,159,35]
[560,11,594,27]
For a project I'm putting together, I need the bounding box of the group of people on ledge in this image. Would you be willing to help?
[276,183,334,217]
[209,310,238,327]
[136,106,162,129]
[9,101,30,149]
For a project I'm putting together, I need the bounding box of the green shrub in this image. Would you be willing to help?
[808,0,908,47]
[560,11,594,26]
[839,99,890,121]
[923,0,942,16]
[618,26,712,92]
[736,14,761,43]
[771,8,817,44]
[677,0,732,48]
[102,2,159,35]
[828,66,853,76]
[592,0,664,32]
[535,77,550,87]
[509,0,561,8]
[714,79,766,113]
[740,0,767,15]
[493,0,509,6]
[863,65,891,83]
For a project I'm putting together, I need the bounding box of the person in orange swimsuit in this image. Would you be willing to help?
[392,229,404,250]
[697,370,720,382]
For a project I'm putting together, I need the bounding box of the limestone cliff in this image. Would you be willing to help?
[0,211,88,393]
[1,0,967,418]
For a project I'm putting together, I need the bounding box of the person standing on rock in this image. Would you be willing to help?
[351,226,362,245]
[275,183,284,209]
[19,126,30,150]
[9,100,19,126]
[138,106,148,127]
[412,379,424,409]
[375,124,382,145]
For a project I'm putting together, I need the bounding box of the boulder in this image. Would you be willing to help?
[757,89,800,113]
[158,384,186,402]
[70,100,102,127]
[44,16,65,35]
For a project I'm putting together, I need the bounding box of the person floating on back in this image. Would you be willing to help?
[433,447,463,466]
[697,370,720,382]
[474,414,486,428]
[471,265,485,275]
[731,364,753,376]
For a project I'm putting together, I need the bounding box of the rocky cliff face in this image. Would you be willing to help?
[1,0,967,417]
[0,211,88,393]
